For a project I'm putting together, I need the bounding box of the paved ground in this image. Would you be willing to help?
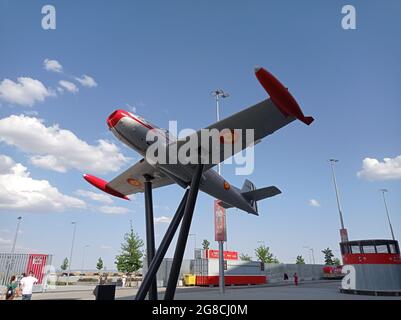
[24,281,401,300]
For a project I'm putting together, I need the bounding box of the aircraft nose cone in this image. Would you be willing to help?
[254,66,262,73]
[107,109,128,129]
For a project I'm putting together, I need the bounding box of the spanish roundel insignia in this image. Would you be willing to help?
[127,178,142,187]
[223,181,230,190]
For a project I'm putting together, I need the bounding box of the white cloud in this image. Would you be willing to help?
[154,216,172,224]
[0,154,86,212]
[75,75,97,88]
[98,206,130,215]
[308,199,321,207]
[357,156,401,181]
[0,238,11,245]
[75,189,113,204]
[0,229,23,235]
[0,114,129,174]
[43,59,63,73]
[0,77,53,107]
[59,80,79,94]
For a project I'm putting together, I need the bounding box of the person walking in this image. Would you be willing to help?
[293,273,299,286]
[19,271,38,300]
[5,275,19,300]
[122,274,126,288]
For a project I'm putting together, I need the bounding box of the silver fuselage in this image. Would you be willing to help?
[110,114,256,214]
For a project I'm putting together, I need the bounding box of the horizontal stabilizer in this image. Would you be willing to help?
[241,186,281,202]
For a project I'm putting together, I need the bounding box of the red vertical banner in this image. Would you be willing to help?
[214,200,227,241]
[25,254,48,284]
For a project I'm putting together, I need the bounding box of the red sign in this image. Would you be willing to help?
[206,250,238,260]
[342,253,401,265]
[214,200,226,241]
[25,254,48,284]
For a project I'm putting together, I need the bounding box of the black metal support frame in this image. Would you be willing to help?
[143,174,158,300]
[136,164,204,301]
[135,189,189,300]
[164,164,204,300]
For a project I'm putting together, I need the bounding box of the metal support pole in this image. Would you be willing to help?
[329,160,345,230]
[212,89,229,294]
[144,174,158,300]
[164,164,204,300]
[135,190,189,300]
[4,217,22,286]
[11,217,22,254]
[310,248,315,265]
[218,240,225,292]
[380,189,396,241]
[67,222,77,286]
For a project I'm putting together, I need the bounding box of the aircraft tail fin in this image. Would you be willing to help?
[219,181,281,214]
[241,180,281,214]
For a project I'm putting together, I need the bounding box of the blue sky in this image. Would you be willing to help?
[0,0,400,270]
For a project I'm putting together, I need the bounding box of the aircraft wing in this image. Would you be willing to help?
[165,98,297,172]
[163,66,314,173]
[108,158,174,195]
[84,158,174,198]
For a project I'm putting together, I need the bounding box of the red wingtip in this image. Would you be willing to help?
[254,66,314,126]
[82,174,130,201]
[302,116,314,126]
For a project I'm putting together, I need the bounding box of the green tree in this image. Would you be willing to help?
[96,257,104,271]
[239,253,252,261]
[202,239,210,250]
[296,255,305,264]
[115,225,144,286]
[60,257,69,272]
[322,248,335,265]
[255,245,279,264]
[333,258,341,266]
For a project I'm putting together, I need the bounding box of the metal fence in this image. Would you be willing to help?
[0,253,53,286]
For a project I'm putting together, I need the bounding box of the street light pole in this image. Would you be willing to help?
[81,245,90,274]
[4,217,22,286]
[211,89,229,295]
[303,246,314,264]
[212,89,229,176]
[380,189,396,241]
[67,222,77,285]
[11,216,22,254]
[328,159,348,242]
[189,233,197,255]
[310,248,315,265]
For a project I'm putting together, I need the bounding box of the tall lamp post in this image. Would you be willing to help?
[189,233,197,255]
[303,246,315,264]
[11,216,22,254]
[379,189,396,241]
[309,248,315,265]
[211,89,230,175]
[67,222,77,285]
[328,159,348,242]
[211,89,229,294]
[4,217,22,286]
